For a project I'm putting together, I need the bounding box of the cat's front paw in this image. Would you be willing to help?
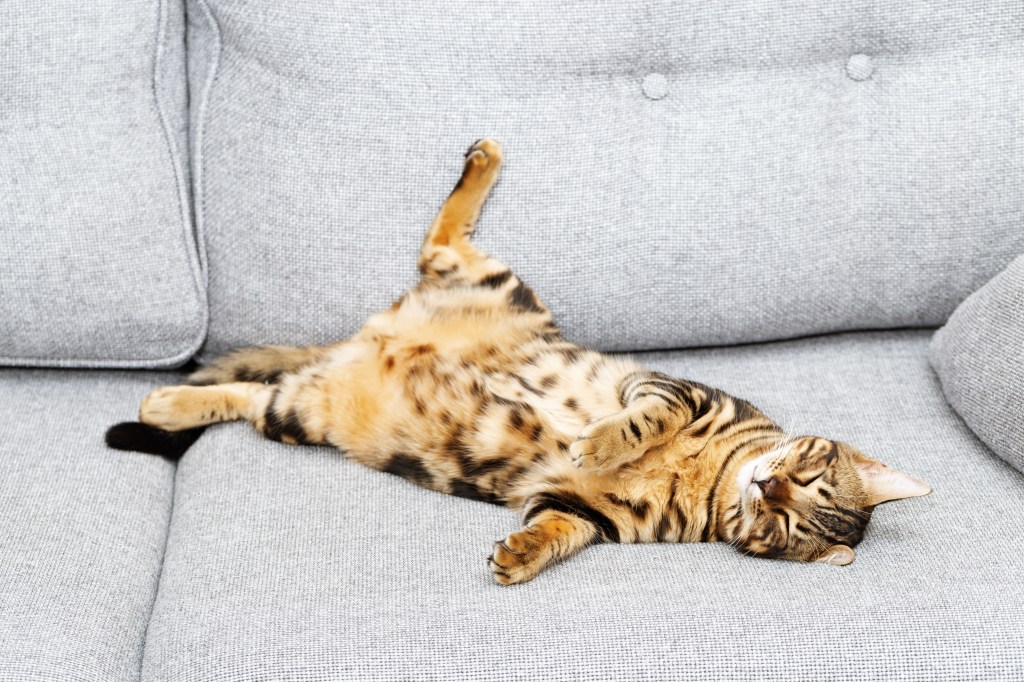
[488,528,547,585]
[570,415,641,470]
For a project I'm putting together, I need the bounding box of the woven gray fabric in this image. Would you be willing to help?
[0,0,205,368]
[0,370,178,681]
[141,331,1024,681]
[189,0,1024,356]
[931,254,1024,474]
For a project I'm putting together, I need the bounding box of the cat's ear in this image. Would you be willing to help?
[814,544,855,566]
[853,453,931,506]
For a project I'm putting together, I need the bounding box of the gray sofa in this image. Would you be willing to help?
[2,1,1022,680]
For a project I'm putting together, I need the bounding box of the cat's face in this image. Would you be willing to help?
[721,436,930,565]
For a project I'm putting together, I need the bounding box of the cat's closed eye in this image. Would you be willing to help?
[790,469,825,487]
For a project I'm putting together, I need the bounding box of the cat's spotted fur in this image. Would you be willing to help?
[108,139,931,584]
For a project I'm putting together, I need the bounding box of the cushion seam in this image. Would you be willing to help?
[191,0,223,290]
[137,463,181,682]
[151,0,210,361]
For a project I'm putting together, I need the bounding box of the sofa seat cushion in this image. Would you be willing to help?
[0,0,204,368]
[140,331,1024,680]
[0,370,178,681]
[931,254,1024,475]
[188,0,1024,356]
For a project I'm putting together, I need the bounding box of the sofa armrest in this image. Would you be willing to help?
[930,254,1024,473]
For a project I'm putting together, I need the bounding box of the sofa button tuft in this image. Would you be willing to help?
[846,54,874,81]
[641,73,668,100]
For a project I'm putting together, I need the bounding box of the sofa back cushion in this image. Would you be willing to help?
[0,0,204,368]
[189,0,1024,356]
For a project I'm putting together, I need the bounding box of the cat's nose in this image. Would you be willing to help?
[754,476,779,499]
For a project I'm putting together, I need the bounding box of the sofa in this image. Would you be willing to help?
[2,1,1022,679]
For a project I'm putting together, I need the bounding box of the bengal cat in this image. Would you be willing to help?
[107,139,931,584]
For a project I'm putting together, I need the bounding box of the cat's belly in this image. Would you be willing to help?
[360,289,546,360]
[296,300,661,505]
[294,334,590,502]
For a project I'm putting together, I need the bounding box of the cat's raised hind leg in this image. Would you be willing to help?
[418,138,505,284]
[416,139,556,330]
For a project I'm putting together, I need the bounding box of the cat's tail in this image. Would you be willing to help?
[105,422,206,462]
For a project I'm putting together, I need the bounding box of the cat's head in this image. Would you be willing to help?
[719,436,930,565]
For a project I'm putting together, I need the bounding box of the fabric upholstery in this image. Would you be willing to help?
[188,0,1024,356]
[931,254,1024,474]
[141,331,1024,680]
[0,0,205,368]
[0,370,178,681]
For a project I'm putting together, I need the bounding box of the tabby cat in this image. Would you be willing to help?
[107,139,931,584]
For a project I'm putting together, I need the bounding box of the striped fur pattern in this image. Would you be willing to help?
[122,140,931,584]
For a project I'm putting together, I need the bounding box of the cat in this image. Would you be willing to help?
[107,139,931,584]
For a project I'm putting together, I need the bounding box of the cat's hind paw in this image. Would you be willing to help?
[140,385,237,431]
[140,386,197,431]
[464,138,503,169]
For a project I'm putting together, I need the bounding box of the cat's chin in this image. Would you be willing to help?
[733,457,761,506]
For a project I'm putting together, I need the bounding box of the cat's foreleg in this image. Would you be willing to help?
[489,489,623,585]
[571,371,707,470]
[489,509,596,585]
